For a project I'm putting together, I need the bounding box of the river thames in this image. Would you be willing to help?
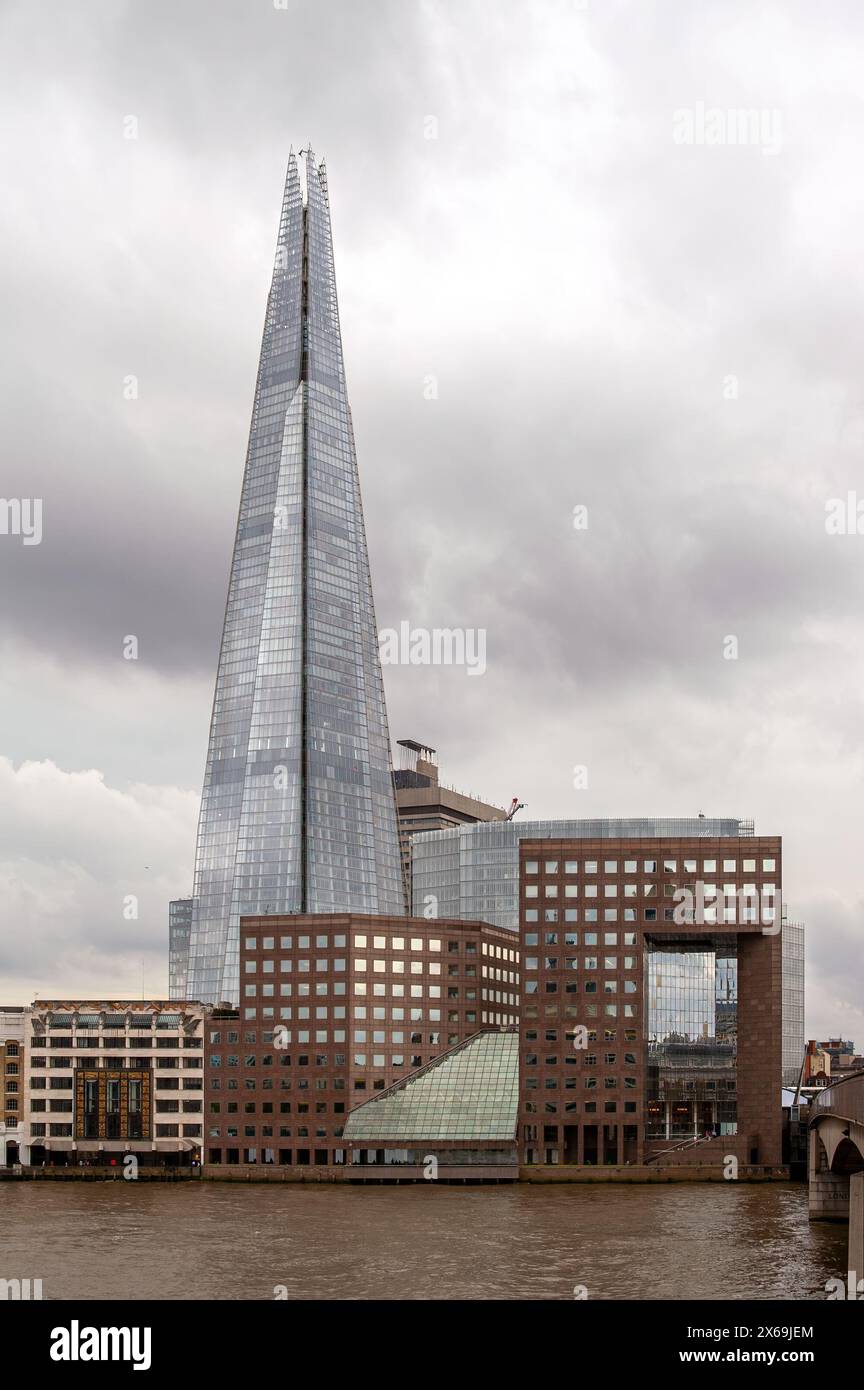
[0,1181,847,1300]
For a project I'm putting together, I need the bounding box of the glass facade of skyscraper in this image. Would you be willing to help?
[411,818,750,931]
[187,151,405,1006]
[168,897,193,1001]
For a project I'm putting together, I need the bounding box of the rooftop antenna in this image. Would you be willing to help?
[297,144,314,199]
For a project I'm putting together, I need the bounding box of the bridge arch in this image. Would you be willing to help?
[808,1072,864,1280]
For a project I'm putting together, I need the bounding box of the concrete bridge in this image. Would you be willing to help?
[808,1071,864,1283]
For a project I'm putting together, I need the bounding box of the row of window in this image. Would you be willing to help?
[524,906,773,923]
[524,858,777,874]
[524,1103,638,1115]
[30,1037,200,1048]
[244,933,510,955]
[525,883,775,898]
[526,956,638,971]
[243,983,468,999]
[522,995,638,1015]
[525,1029,638,1043]
[28,1124,202,1138]
[210,1102,345,1114]
[27,1075,202,1089]
[525,1077,636,1089]
[30,1057,202,1069]
[210,1079,344,1091]
[526,981,638,995]
[525,1053,638,1066]
[526,931,637,946]
[209,1126,337,1140]
[245,958,482,976]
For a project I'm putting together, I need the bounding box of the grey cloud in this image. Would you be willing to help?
[0,0,862,1034]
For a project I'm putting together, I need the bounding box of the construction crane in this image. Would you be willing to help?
[504,797,525,822]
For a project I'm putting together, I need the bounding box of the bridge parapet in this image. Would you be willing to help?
[810,1071,864,1128]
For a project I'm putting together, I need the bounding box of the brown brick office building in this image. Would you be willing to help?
[204,913,520,1167]
[202,837,784,1174]
[518,836,782,1169]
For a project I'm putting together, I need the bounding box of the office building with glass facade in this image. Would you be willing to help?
[781,916,805,1086]
[412,816,803,1124]
[516,836,783,1167]
[411,817,750,929]
[169,897,193,1001]
[186,150,405,1006]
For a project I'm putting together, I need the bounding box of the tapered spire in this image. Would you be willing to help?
[186,151,406,1005]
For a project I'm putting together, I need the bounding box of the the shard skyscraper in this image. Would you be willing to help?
[186,150,406,1005]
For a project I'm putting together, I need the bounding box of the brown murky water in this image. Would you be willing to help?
[0,1180,847,1300]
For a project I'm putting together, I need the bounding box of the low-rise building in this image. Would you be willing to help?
[0,1006,26,1167]
[25,1000,205,1168]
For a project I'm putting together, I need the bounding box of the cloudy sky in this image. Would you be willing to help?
[0,0,861,1040]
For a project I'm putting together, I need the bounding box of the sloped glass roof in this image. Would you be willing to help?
[343,1030,518,1143]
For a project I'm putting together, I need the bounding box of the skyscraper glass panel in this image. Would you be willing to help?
[187,151,405,1005]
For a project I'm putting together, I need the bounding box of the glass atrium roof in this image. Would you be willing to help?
[343,1030,519,1143]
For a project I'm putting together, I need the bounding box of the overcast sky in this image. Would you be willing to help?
[0,0,861,1043]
